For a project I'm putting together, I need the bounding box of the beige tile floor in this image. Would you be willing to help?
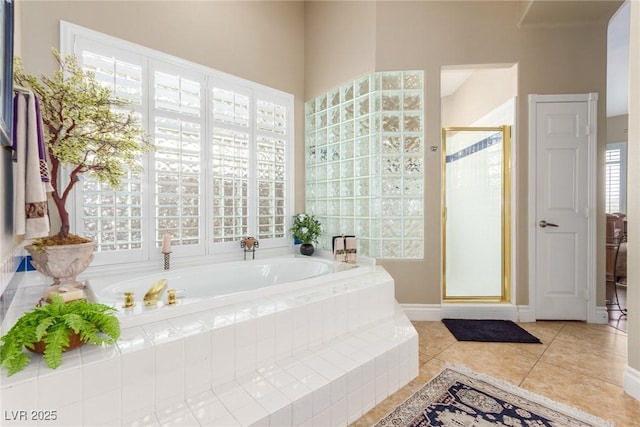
[352,321,640,426]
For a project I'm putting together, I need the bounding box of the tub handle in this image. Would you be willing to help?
[167,289,177,305]
[123,291,136,309]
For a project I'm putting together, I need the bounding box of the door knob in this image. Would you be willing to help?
[538,220,559,228]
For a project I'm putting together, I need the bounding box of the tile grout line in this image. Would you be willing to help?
[517,322,566,388]
[523,323,628,390]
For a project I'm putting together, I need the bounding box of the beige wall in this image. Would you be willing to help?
[304,1,376,99]
[306,1,610,307]
[626,0,639,374]
[10,0,640,400]
[607,114,629,143]
[441,66,518,127]
[11,1,615,310]
[16,0,306,217]
[20,1,304,94]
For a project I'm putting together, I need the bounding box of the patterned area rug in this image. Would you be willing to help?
[375,366,612,427]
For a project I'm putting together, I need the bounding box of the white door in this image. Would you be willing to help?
[529,94,596,320]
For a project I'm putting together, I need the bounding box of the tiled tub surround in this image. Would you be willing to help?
[85,256,361,329]
[1,253,360,330]
[0,262,418,426]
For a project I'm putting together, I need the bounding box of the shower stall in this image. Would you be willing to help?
[442,126,511,301]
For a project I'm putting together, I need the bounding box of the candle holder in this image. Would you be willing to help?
[162,251,172,270]
[240,237,259,260]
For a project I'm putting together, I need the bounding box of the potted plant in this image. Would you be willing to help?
[290,213,322,256]
[0,294,121,376]
[13,50,152,293]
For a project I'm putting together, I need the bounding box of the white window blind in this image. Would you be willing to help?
[73,41,147,262]
[605,143,627,214]
[151,65,205,253]
[211,85,250,243]
[63,22,293,265]
[255,100,287,240]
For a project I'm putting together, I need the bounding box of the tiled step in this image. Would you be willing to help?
[147,305,418,427]
[1,266,418,427]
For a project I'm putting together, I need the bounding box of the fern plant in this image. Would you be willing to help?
[0,294,120,376]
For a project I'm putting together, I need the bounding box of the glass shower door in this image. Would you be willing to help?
[442,126,511,301]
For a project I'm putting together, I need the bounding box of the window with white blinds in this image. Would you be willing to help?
[73,42,147,260]
[63,22,293,265]
[151,65,205,252]
[605,142,627,214]
[211,86,250,243]
[255,100,288,240]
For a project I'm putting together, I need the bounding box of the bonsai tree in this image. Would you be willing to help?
[13,49,152,243]
[0,294,121,376]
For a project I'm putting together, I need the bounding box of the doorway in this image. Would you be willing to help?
[528,94,597,321]
[442,126,511,301]
[440,63,517,304]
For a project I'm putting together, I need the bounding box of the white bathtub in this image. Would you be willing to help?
[1,254,418,427]
[85,256,363,328]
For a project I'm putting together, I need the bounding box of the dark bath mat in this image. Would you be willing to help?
[442,318,542,343]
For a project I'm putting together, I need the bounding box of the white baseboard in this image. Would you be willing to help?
[400,303,533,322]
[399,303,612,324]
[591,306,609,324]
[624,365,640,402]
[516,305,534,322]
[400,304,441,321]
[441,303,519,321]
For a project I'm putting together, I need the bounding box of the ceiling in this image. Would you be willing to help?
[518,0,623,28]
[441,0,629,117]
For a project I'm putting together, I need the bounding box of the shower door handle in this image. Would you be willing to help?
[538,220,559,228]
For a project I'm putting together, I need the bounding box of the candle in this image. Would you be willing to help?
[161,234,172,253]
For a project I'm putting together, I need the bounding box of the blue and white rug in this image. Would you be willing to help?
[375,366,612,427]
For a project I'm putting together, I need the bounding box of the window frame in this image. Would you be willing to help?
[60,21,294,265]
[605,141,627,214]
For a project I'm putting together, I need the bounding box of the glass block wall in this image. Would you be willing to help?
[304,71,424,259]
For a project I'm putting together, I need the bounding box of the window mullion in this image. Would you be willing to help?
[204,76,213,254]
[247,92,258,239]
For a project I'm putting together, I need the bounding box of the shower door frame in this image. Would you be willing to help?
[441,125,512,302]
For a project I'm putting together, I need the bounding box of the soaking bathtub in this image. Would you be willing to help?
[1,253,417,427]
[85,256,365,328]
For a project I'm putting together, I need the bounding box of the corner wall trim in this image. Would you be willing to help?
[516,305,534,322]
[624,365,640,402]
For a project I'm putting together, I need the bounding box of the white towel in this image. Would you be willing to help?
[13,92,51,239]
[346,237,357,263]
[333,235,345,260]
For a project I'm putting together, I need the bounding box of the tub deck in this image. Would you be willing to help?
[1,262,418,426]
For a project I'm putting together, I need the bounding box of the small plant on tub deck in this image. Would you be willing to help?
[0,294,120,376]
[290,213,322,244]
